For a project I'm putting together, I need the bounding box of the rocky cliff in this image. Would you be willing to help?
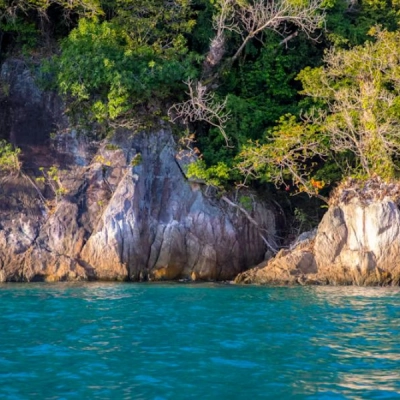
[235,179,400,286]
[0,59,276,282]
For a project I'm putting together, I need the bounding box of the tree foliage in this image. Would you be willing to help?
[52,0,198,125]
[3,0,400,196]
[238,28,400,199]
[299,28,400,179]
[0,140,20,172]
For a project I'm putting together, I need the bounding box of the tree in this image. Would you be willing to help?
[168,79,231,144]
[237,114,329,201]
[171,0,326,145]
[203,0,326,78]
[0,0,101,21]
[238,29,400,199]
[0,0,103,53]
[299,28,400,179]
[324,0,400,47]
[53,0,198,127]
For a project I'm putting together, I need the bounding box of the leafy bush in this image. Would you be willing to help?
[52,1,199,125]
[186,159,233,189]
[0,140,20,172]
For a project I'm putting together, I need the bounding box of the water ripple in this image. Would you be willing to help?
[0,283,399,399]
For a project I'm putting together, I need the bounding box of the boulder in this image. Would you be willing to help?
[236,179,400,286]
[235,229,318,285]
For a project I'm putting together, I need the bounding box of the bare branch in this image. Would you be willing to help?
[168,79,232,146]
[202,0,239,79]
[171,0,326,145]
[203,0,325,78]
[231,0,326,63]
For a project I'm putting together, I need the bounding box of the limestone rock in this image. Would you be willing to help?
[236,182,400,286]
[0,59,276,282]
[315,197,400,285]
[235,229,318,285]
[80,129,276,281]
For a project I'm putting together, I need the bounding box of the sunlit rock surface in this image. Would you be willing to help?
[0,59,276,282]
[236,179,400,286]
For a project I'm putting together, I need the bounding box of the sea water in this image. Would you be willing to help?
[0,283,399,400]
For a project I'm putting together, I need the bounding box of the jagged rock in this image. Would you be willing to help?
[236,179,400,286]
[235,229,318,285]
[0,59,276,282]
[80,129,276,281]
[314,198,400,285]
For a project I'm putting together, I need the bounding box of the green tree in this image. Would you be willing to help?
[0,140,20,172]
[325,0,400,47]
[237,114,329,201]
[299,28,400,179]
[0,0,101,22]
[238,29,400,198]
[0,0,103,54]
[53,0,198,127]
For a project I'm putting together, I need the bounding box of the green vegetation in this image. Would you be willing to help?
[36,165,68,205]
[2,0,400,203]
[0,140,20,172]
[54,1,197,125]
[238,28,400,199]
[0,0,102,52]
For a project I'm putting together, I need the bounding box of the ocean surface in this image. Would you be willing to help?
[0,283,399,400]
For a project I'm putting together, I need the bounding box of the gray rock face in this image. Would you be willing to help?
[235,228,318,285]
[314,199,400,285]
[80,130,276,281]
[236,189,400,286]
[0,59,276,282]
[0,59,64,147]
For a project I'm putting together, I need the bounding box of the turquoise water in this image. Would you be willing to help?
[0,284,399,400]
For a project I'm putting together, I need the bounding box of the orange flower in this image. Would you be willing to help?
[310,178,325,190]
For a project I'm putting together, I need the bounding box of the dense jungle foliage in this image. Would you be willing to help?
[2,0,400,205]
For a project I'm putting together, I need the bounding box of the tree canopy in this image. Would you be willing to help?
[2,0,400,199]
[238,28,400,200]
